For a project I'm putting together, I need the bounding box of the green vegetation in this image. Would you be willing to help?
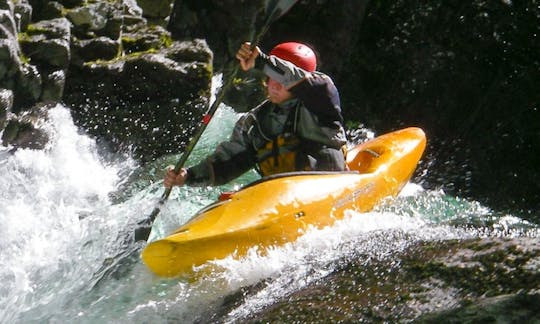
[25,24,49,36]
[82,47,159,67]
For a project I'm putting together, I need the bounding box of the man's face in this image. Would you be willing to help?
[266,78,293,104]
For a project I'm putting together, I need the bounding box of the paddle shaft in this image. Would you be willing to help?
[135,0,298,241]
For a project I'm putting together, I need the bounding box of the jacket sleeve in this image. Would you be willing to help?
[186,115,256,186]
[289,73,344,126]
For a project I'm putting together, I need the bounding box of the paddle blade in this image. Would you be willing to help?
[265,0,298,23]
[134,225,152,242]
[134,206,161,241]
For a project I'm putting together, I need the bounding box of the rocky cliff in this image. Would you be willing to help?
[0,0,212,161]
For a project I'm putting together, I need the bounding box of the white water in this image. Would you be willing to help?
[0,106,127,322]
[0,104,537,323]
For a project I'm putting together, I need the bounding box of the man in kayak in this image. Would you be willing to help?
[164,41,347,187]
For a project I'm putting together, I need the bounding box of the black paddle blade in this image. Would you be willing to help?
[265,0,298,24]
[134,206,161,241]
[134,225,152,242]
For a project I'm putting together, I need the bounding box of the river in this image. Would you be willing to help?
[0,102,537,323]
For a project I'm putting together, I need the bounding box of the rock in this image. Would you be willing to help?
[2,11,73,112]
[64,39,213,161]
[0,7,29,111]
[122,14,147,33]
[0,8,17,37]
[71,36,120,64]
[222,70,267,112]
[122,0,143,17]
[415,293,540,323]
[22,38,71,68]
[0,87,12,128]
[1,104,50,149]
[40,69,65,102]
[19,18,71,68]
[0,38,22,81]
[136,0,173,19]
[168,0,266,68]
[66,2,112,32]
[39,1,64,21]
[121,24,171,54]
[100,15,123,39]
[56,0,85,8]
[13,0,32,31]
[239,237,540,322]
[14,63,41,109]
[26,17,71,39]
[0,0,13,13]
[66,1,124,39]
[16,18,71,105]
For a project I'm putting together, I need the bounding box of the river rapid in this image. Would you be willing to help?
[0,102,538,323]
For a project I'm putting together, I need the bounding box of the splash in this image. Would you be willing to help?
[0,105,135,322]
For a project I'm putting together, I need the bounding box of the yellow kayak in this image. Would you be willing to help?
[142,127,426,277]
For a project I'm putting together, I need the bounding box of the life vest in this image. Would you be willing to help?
[248,99,346,177]
[256,133,302,176]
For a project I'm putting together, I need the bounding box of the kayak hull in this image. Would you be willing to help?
[142,127,426,277]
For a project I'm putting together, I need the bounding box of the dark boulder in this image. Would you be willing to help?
[63,39,213,162]
[1,103,50,150]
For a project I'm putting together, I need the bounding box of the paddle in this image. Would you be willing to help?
[134,0,299,242]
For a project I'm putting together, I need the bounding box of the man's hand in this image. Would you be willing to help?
[236,42,260,71]
[164,167,188,188]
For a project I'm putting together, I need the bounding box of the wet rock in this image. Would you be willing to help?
[14,63,41,109]
[17,17,71,105]
[0,1,212,160]
[120,0,145,32]
[37,1,64,21]
[67,1,124,39]
[0,7,18,41]
[1,104,50,150]
[0,87,12,128]
[122,0,143,17]
[0,38,21,81]
[71,36,120,64]
[168,0,267,67]
[64,39,213,162]
[40,69,65,102]
[415,293,540,323]
[18,17,71,69]
[57,0,85,8]
[241,237,540,322]
[26,16,71,39]
[0,0,13,13]
[222,70,267,113]
[66,2,113,32]
[137,0,173,20]
[121,24,171,54]
[0,6,30,111]
[13,0,32,31]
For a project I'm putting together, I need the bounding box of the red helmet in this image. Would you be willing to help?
[269,42,317,72]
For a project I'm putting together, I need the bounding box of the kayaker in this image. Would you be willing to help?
[164,41,347,188]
